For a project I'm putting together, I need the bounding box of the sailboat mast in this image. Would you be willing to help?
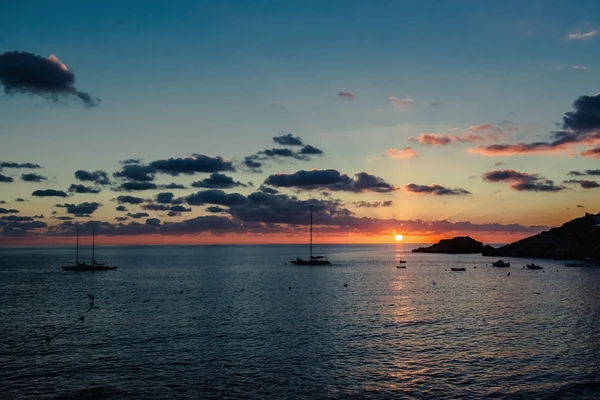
[310,206,313,258]
[92,228,95,264]
[76,228,79,264]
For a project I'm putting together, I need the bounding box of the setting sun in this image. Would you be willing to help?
[395,234,403,242]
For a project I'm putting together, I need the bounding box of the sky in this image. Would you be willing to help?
[1,0,599,245]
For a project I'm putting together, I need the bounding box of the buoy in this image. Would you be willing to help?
[80,316,84,321]
[433,282,436,285]
[344,284,348,287]
[289,287,291,289]
[241,288,244,291]
[507,272,510,276]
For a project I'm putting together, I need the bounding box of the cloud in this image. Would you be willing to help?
[0,220,47,236]
[242,155,263,173]
[563,179,600,189]
[116,195,145,205]
[0,161,41,169]
[410,131,494,146]
[1,215,34,222]
[338,90,355,99]
[0,208,19,214]
[0,200,5,204]
[115,216,128,222]
[161,183,187,190]
[21,173,46,182]
[149,154,235,176]
[185,189,247,206]
[127,212,150,219]
[32,189,69,198]
[191,173,247,189]
[494,161,505,166]
[572,65,589,70]
[15,198,25,202]
[0,174,13,183]
[577,204,585,208]
[431,102,442,107]
[581,146,600,158]
[385,147,418,159]
[55,202,102,216]
[390,96,414,110]
[470,95,600,156]
[155,192,175,204]
[120,158,142,165]
[68,184,101,194]
[405,184,471,196]
[142,203,191,214]
[0,51,99,106]
[568,169,600,176]
[206,206,228,213]
[483,169,564,192]
[116,205,127,212]
[273,133,304,146]
[264,169,397,193]
[567,29,597,40]
[258,185,279,194]
[352,200,394,208]
[113,165,155,182]
[75,170,110,185]
[119,182,158,191]
[300,145,324,155]
[258,148,308,160]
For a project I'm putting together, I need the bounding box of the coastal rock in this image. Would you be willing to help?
[412,236,486,254]
[482,212,600,261]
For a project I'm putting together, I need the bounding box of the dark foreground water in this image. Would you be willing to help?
[1,244,599,399]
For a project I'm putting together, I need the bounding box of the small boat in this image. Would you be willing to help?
[396,265,406,269]
[492,259,510,267]
[583,257,596,266]
[398,254,407,264]
[62,228,118,271]
[451,267,466,271]
[290,207,331,266]
[526,263,543,270]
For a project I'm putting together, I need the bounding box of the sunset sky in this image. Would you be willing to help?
[1,0,600,245]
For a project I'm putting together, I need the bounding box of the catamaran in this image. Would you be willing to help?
[62,228,118,271]
[290,206,331,265]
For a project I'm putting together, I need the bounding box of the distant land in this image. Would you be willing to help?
[412,236,489,254]
[413,213,600,262]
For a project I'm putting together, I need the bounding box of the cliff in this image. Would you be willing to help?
[482,212,600,261]
[412,236,489,254]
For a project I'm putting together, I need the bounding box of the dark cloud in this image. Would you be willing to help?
[161,183,187,190]
[258,185,279,194]
[0,161,41,169]
[577,204,585,208]
[191,173,247,189]
[0,51,99,107]
[68,184,101,194]
[15,198,25,202]
[115,216,129,222]
[206,206,228,213]
[155,192,175,204]
[127,212,150,219]
[55,216,74,221]
[242,155,263,173]
[119,181,158,191]
[405,184,471,196]
[20,173,46,182]
[581,146,600,159]
[185,189,247,206]
[55,202,102,216]
[32,189,69,198]
[149,154,235,176]
[0,174,13,183]
[483,169,565,192]
[337,90,355,99]
[352,200,394,208]
[146,218,161,227]
[116,205,128,212]
[142,203,191,213]
[470,94,600,156]
[33,214,44,218]
[0,200,5,204]
[0,220,47,236]
[0,208,19,214]
[264,169,396,193]
[116,195,145,205]
[74,170,110,185]
[120,158,142,165]
[562,94,600,131]
[563,179,600,189]
[568,169,600,176]
[167,211,181,217]
[1,215,34,222]
[300,145,324,155]
[273,133,304,146]
[113,165,155,182]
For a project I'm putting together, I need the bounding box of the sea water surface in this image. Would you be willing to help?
[1,244,599,399]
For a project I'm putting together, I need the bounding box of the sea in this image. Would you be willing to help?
[1,244,599,400]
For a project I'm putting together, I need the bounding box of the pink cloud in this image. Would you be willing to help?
[390,96,414,110]
[338,90,355,99]
[468,124,492,131]
[386,147,417,159]
[581,146,600,158]
[410,133,486,146]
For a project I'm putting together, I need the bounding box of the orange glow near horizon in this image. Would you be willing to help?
[0,231,533,247]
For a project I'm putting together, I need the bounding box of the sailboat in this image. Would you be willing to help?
[290,206,331,265]
[62,228,118,271]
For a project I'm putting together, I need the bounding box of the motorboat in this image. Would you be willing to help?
[525,263,543,270]
[451,267,466,271]
[492,259,510,267]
